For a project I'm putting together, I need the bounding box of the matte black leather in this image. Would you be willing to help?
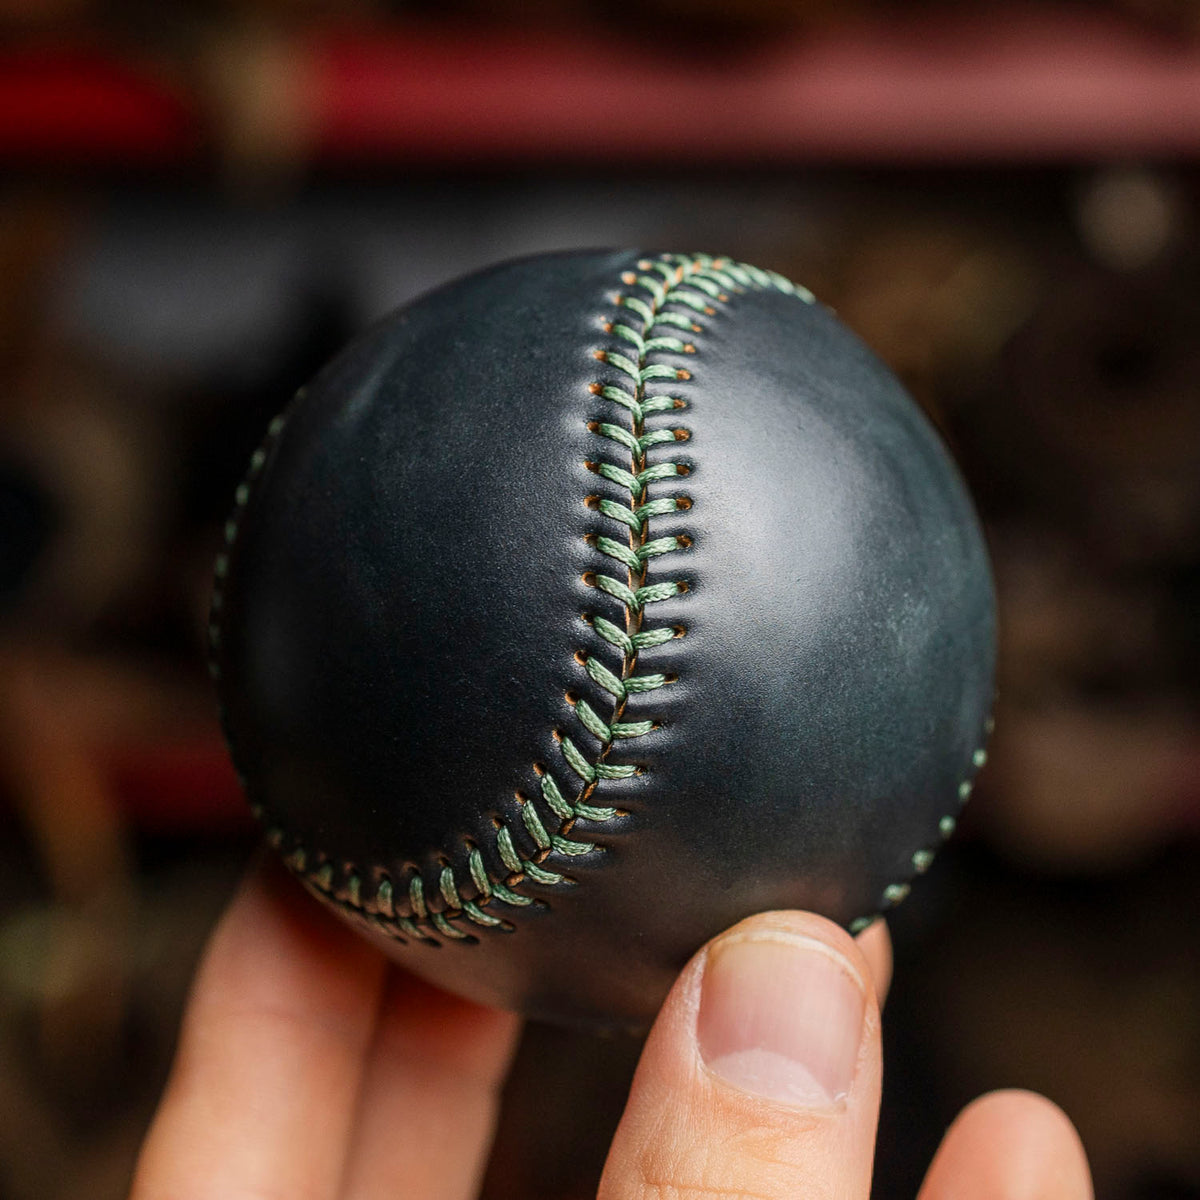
[214,251,995,1028]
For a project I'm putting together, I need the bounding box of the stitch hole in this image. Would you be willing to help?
[583,461,601,474]
[532,762,547,776]
[663,673,679,685]
[672,399,686,410]
[637,259,653,270]
[593,350,608,362]
[718,293,729,302]
[704,306,716,315]
[683,343,696,354]
[581,571,597,587]
[586,420,601,433]
[573,650,589,667]
[564,691,580,706]
[691,323,702,333]
[675,464,692,476]
[583,532,598,546]
[676,534,693,549]
[601,321,613,333]
[675,368,692,381]
[580,612,595,625]
[583,495,601,510]
[673,428,691,441]
[622,271,638,284]
[676,580,691,593]
[672,625,688,638]
[675,496,693,510]
[588,382,603,395]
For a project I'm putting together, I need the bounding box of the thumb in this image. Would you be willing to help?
[600,911,882,1200]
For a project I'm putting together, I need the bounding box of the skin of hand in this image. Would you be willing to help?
[130,860,1093,1200]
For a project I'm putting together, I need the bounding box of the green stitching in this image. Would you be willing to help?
[213,251,987,947]
[225,254,809,943]
[208,408,291,685]
[847,718,993,932]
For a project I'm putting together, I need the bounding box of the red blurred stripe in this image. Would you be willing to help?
[306,10,1200,163]
[0,45,199,163]
[1,11,1199,167]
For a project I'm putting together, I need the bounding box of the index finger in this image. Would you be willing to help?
[130,859,388,1200]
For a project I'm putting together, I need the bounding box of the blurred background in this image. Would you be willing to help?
[0,2,1198,1198]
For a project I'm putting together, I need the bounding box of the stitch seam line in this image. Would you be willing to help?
[210,252,988,947]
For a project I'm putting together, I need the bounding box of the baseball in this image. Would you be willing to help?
[210,250,995,1028]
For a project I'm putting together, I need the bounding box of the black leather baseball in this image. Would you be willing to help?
[211,251,995,1029]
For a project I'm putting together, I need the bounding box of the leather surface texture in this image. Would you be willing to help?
[214,250,996,1028]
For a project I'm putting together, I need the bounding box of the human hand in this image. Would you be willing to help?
[130,860,1092,1200]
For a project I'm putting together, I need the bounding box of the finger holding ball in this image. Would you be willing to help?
[210,251,995,1029]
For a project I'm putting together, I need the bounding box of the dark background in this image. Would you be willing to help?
[0,3,1198,1198]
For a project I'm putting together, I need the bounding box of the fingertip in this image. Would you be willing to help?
[132,858,388,1200]
[854,918,892,1005]
[207,855,386,999]
[600,909,884,1200]
[922,1089,1093,1200]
